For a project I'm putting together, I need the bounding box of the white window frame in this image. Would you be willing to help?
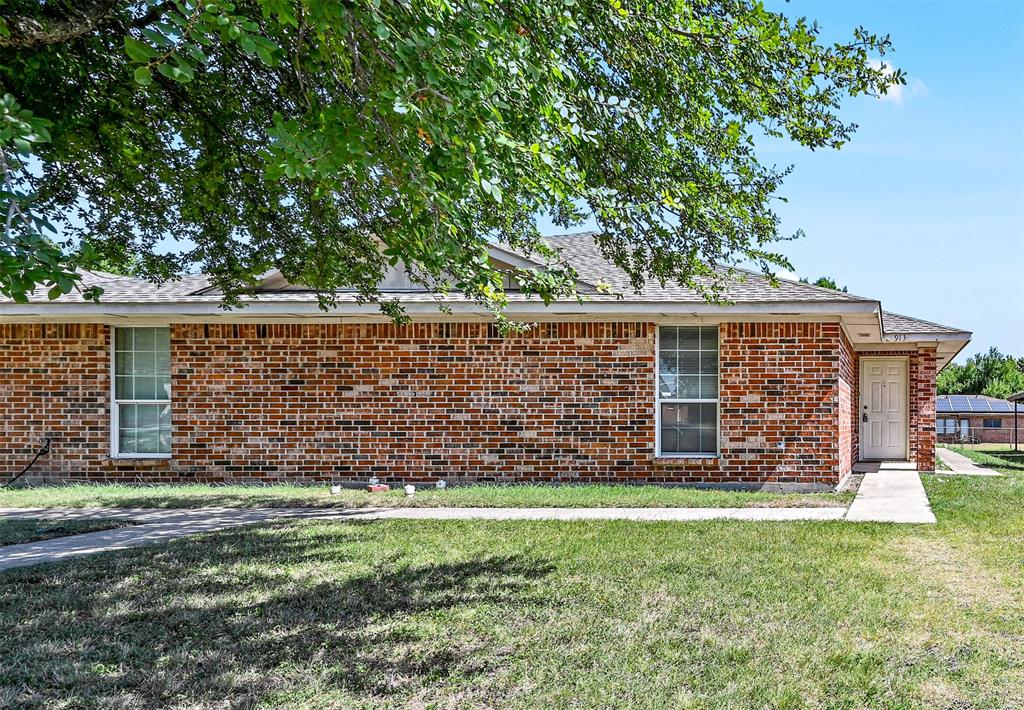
[110,326,172,459]
[655,325,721,458]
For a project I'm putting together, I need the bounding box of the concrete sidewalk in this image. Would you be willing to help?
[936,447,1002,476]
[846,465,936,523]
[0,504,850,571]
[0,507,379,572]
[0,465,942,572]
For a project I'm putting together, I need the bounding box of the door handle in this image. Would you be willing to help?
[862,413,869,422]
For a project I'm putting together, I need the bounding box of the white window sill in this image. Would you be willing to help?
[110,454,172,460]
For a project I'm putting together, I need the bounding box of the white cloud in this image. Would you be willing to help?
[774,268,800,282]
[868,58,928,105]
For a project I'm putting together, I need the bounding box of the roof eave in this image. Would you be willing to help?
[0,298,882,320]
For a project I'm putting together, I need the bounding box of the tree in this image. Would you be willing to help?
[0,0,902,325]
[937,347,1024,399]
[799,275,848,292]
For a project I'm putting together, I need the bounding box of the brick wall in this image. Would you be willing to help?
[937,415,1022,445]
[0,324,171,480]
[169,322,656,483]
[838,330,857,480]
[1,320,941,486]
[673,321,845,485]
[0,324,109,478]
[910,349,937,470]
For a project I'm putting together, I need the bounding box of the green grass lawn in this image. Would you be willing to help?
[946,442,1021,452]
[0,518,129,547]
[0,473,1021,708]
[943,445,1024,475]
[0,482,852,510]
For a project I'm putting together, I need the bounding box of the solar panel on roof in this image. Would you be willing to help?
[990,400,1011,412]
[936,398,952,413]
[949,395,971,412]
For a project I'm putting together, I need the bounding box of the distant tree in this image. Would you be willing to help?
[799,275,848,292]
[937,347,1024,399]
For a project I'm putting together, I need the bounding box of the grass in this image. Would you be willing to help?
[0,482,853,510]
[943,445,1024,475]
[0,474,1022,708]
[0,518,129,547]
[944,442,1020,452]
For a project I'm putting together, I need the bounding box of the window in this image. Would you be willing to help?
[936,418,957,435]
[983,418,1001,429]
[657,326,718,455]
[112,327,171,456]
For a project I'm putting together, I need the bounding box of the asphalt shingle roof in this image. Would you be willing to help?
[881,311,968,335]
[0,234,969,338]
[6,233,877,306]
[546,232,872,303]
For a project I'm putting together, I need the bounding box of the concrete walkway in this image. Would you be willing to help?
[0,507,377,572]
[846,464,936,523]
[0,466,941,571]
[936,447,1002,476]
[0,504,851,571]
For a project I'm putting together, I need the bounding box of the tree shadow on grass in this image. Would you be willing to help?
[0,522,555,708]
[983,451,1024,473]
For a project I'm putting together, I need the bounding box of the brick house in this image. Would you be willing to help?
[936,394,1024,445]
[0,233,970,490]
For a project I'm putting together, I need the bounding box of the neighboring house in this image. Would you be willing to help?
[936,394,1024,444]
[0,233,970,490]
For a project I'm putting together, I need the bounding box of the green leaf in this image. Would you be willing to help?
[157,63,192,83]
[133,66,153,86]
[184,44,209,64]
[376,24,390,40]
[124,36,157,63]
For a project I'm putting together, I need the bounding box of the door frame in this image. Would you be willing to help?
[859,356,910,461]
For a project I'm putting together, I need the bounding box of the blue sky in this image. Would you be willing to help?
[541,0,1024,361]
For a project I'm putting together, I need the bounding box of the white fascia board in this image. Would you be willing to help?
[880,331,973,344]
[0,299,881,321]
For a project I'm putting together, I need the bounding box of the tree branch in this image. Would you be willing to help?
[0,0,122,49]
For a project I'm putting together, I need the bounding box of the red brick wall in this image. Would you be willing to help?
[0,324,109,478]
[0,324,171,480]
[1,320,941,486]
[838,330,858,479]
[169,322,656,483]
[167,321,848,486]
[681,321,844,485]
[910,349,937,470]
[937,414,1022,444]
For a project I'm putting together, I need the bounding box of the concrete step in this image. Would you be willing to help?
[853,460,917,473]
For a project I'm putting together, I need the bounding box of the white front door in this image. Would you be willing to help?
[860,358,908,460]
